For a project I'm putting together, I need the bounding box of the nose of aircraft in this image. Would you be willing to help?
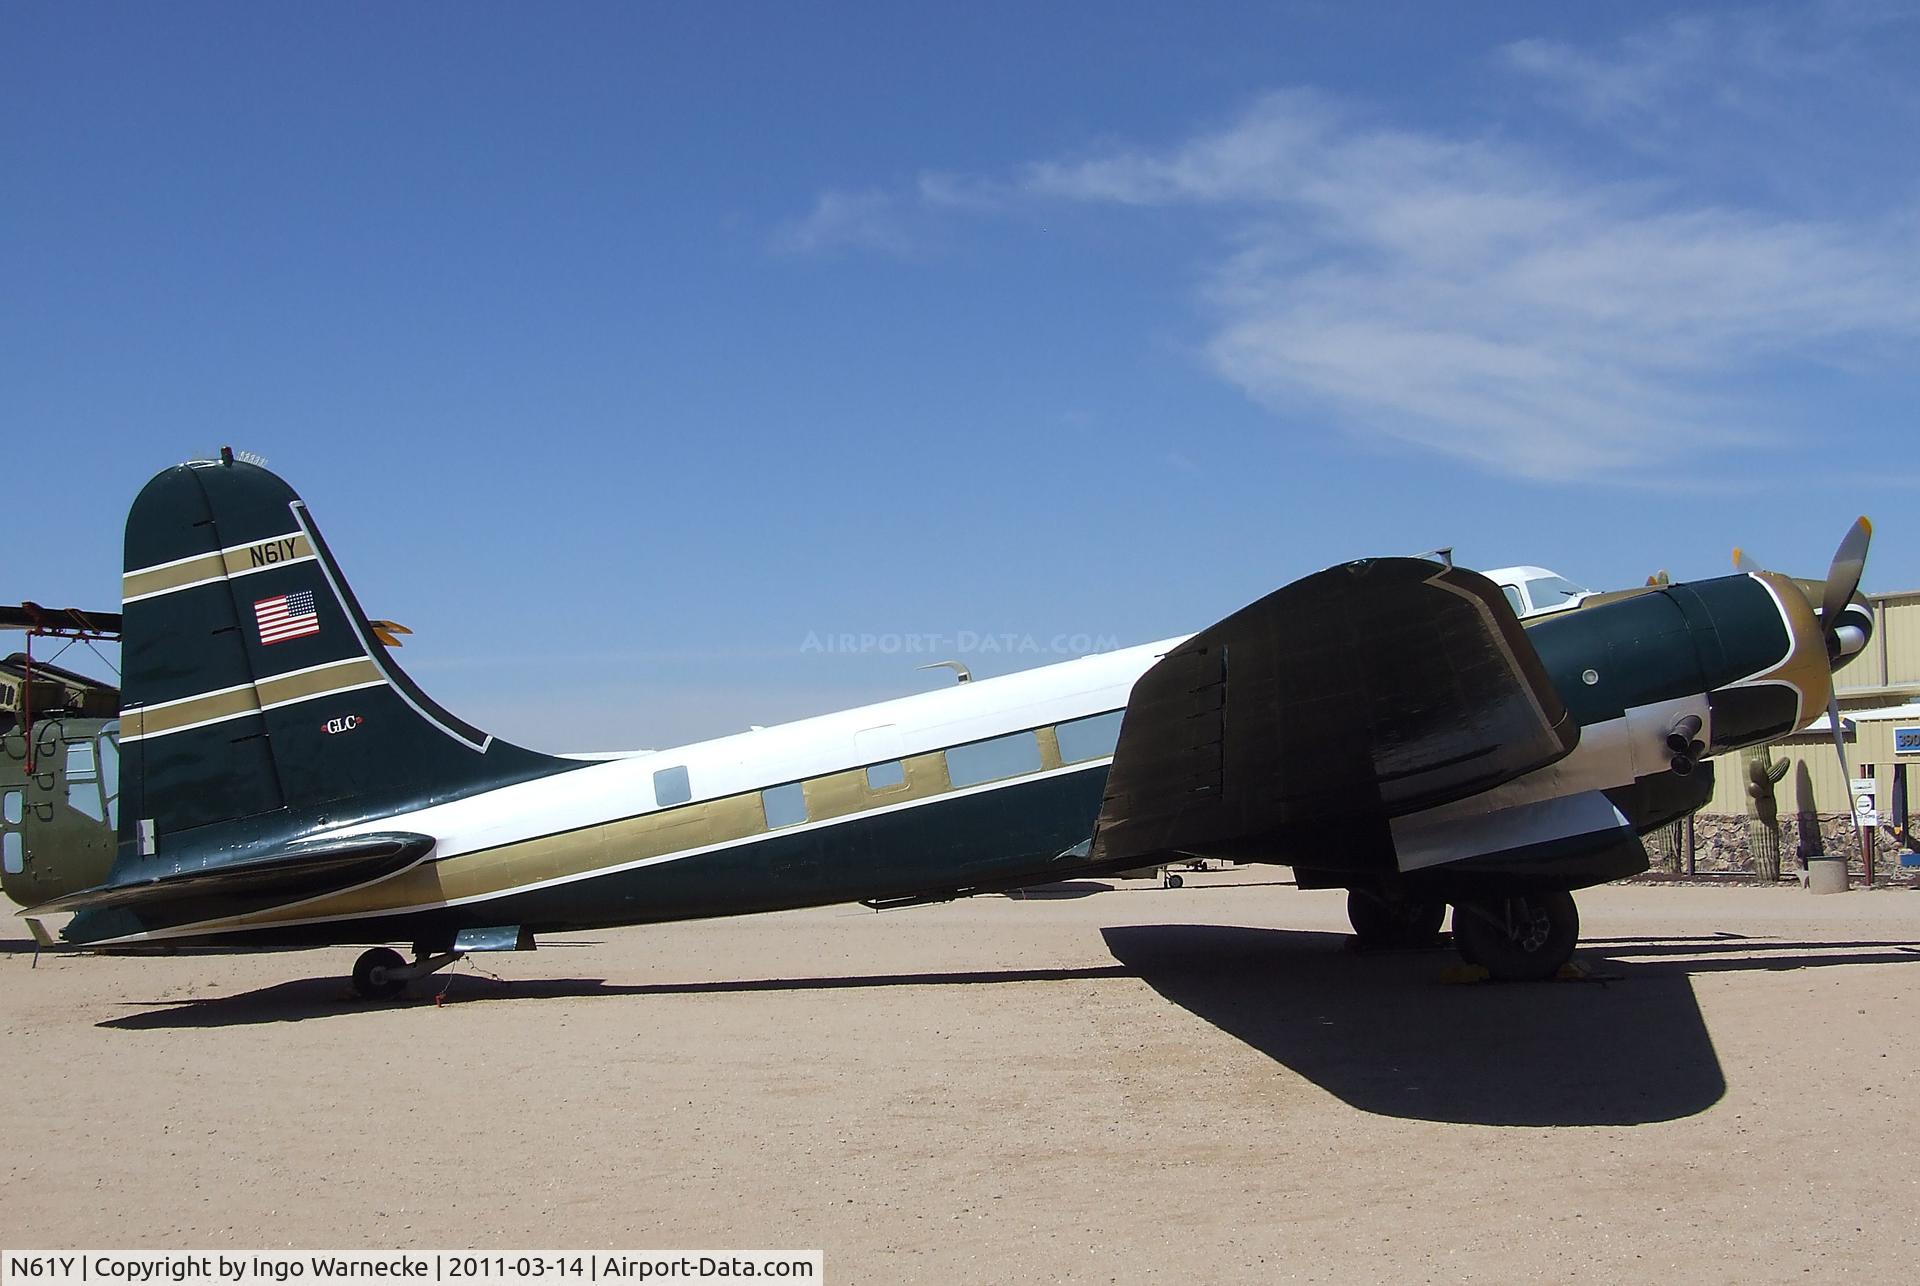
[1736,517,1873,672]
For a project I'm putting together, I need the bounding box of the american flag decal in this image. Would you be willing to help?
[254,589,321,645]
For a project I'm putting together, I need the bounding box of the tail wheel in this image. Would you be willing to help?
[1347,889,1445,948]
[1451,891,1579,981]
[352,946,408,1001]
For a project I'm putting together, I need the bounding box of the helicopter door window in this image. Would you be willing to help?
[2,789,20,874]
[99,727,121,831]
[66,739,104,822]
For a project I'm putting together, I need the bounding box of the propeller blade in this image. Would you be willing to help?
[1732,547,1763,575]
[1645,569,1670,587]
[1817,516,1872,630]
[1828,692,1865,864]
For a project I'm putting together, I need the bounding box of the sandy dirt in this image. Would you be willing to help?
[5,876,1919,1284]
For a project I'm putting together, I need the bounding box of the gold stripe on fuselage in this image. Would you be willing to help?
[199,749,967,931]
[148,728,1114,938]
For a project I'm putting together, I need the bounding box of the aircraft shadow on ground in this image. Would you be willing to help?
[93,963,1140,1031]
[94,926,1918,1130]
[1100,924,1920,1128]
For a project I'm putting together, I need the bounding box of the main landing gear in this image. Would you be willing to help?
[351,945,464,1001]
[1345,889,1446,948]
[1449,891,1580,982]
[1345,887,1581,981]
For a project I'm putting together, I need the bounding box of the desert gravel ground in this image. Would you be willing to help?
[5,876,1919,1284]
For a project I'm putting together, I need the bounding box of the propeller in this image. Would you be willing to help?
[1734,519,1875,863]
[1732,517,1872,660]
[369,619,412,649]
[1645,569,1670,587]
[1816,517,1872,659]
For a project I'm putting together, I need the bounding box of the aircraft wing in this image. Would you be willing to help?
[1091,558,1578,869]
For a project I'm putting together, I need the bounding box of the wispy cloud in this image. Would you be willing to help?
[772,188,917,256]
[777,11,1920,484]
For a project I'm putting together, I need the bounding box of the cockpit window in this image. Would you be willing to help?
[1523,576,1586,608]
[1500,585,1525,616]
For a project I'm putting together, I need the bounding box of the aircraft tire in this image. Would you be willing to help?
[1451,891,1578,981]
[352,946,408,1001]
[1347,889,1445,947]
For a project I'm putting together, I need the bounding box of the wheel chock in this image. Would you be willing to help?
[1439,963,1491,985]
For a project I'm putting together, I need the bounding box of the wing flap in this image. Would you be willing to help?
[1390,789,1651,891]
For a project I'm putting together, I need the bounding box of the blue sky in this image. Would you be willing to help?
[6,2,1918,749]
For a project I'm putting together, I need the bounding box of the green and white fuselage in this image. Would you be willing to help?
[43,458,1872,987]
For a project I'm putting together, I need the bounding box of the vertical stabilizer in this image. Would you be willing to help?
[116,456,572,856]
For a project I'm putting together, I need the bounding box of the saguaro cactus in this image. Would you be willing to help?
[1645,817,1684,874]
[1743,745,1791,883]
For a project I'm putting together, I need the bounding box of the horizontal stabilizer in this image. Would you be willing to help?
[23,832,435,916]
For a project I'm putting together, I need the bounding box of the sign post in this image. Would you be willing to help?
[1852,772,1877,887]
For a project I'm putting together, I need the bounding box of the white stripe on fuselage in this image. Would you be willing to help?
[322,639,1181,861]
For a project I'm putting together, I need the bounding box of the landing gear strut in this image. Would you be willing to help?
[1450,891,1579,981]
[1346,888,1445,948]
[350,945,465,1001]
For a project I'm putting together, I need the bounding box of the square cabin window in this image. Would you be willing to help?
[762,782,808,829]
[945,731,1042,788]
[866,760,906,790]
[1056,710,1124,763]
[653,764,691,807]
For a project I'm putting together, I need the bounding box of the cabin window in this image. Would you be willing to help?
[866,760,906,790]
[2,789,20,826]
[761,782,808,829]
[653,764,691,807]
[1056,710,1124,763]
[945,731,1042,788]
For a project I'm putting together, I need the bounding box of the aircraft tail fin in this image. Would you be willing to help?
[117,453,572,854]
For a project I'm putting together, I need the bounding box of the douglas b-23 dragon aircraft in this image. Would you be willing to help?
[23,452,1874,996]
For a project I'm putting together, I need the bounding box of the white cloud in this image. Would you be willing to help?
[779,22,1920,483]
[772,188,916,256]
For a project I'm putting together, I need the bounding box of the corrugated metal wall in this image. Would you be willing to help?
[1701,721,1916,818]
[1835,591,1920,693]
